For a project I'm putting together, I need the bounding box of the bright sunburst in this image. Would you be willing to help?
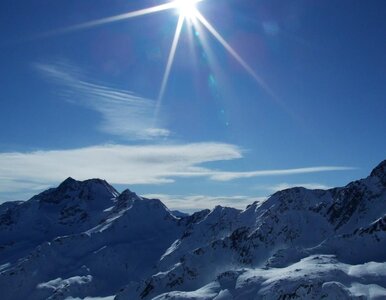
[43,0,271,115]
[173,0,200,19]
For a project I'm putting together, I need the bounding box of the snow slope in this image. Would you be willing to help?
[1,160,386,299]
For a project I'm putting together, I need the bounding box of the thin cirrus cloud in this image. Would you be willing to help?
[207,167,352,181]
[35,62,169,140]
[0,143,354,201]
[0,143,241,195]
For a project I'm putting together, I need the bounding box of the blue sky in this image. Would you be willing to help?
[1,0,385,211]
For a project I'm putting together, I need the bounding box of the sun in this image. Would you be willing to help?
[45,0,269,108]
[173,0,200,19]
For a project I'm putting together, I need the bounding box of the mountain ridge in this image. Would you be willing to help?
[0,160,385,299]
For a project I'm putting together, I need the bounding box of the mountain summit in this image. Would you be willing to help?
[33,177,119,204]
[0,160,386,299]
[370,159,386,184]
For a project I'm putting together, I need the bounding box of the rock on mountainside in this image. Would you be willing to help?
[0,160,386,299]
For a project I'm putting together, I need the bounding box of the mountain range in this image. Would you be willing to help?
[0,160,385,299]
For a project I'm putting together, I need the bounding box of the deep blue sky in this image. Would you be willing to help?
[1,0,385,211]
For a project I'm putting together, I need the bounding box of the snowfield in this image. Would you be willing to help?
[0,160,385,299]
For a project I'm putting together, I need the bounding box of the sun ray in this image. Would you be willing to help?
[195,11,275,97]
[156,15,185,115]
[36,2,176,38]
[185,19,196,55]
[30,0,292,122]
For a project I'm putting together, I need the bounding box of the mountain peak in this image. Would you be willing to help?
[34,177,118,204]
[369,160,386,183]
[58,176,78,189]
[370,160,386,176]
[62,176,76,183]
[120,188,136,195]
[118,189,141,201]
[114,189,142,209]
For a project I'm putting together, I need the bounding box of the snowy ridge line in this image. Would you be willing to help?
[0,160,385,299]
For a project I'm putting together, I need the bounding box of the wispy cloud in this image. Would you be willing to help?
[35,62,169,140]
[207,167,353,181]
[0,143,241,198]
[0,143,354,201]
[142,193,266,212]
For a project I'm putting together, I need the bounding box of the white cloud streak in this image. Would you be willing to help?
[0,143,241,193]
[35,62,169,140]
[0,143,354,202]
[207,167,353,181]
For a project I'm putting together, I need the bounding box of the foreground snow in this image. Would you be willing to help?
[153,256,386,299]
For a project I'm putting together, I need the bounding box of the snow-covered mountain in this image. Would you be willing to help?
[0,160,385,299]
